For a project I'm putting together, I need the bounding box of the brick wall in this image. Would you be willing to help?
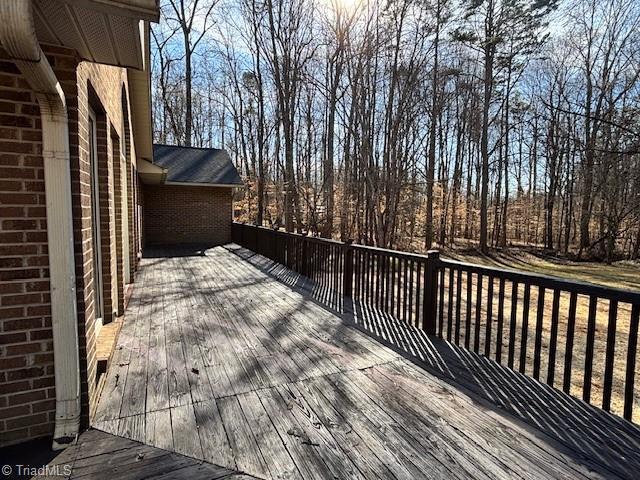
[73,54,142,426]
[112,130,124,316]
[143,185,233,246]
[0,44,141,446]
[0,51,58,445]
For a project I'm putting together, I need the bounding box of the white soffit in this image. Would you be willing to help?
[32,0,157,69]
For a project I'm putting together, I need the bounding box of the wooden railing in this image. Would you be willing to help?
[232,222,640,422]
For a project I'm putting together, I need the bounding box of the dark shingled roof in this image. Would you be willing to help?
[152,144,243,186]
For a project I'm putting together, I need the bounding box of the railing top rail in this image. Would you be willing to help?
[233,222,640,305]
[440,258,640,305]
[350,243,433,262]
[235,222,346,246]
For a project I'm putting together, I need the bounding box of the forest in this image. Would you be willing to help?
[150,0,640,263]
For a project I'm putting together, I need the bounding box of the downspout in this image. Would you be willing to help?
[0,1,81,449]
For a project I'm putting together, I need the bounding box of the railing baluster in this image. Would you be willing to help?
[312,240,316,281]
[583,295,598,403]
[602,299,618,412]
[318,242,322,285]
[402,259,409,322]
[485,276,494,357]
[455,268,462,345]
[342,241,354,316]
[341,247,346,297]
[386,256,392,314]
[368,251,373,306]
[325,244,330,290]
[322,243,326,287]
[386,255,392,313]
[328,244,333,290]
[316,242,321,282]
[367,252,372,306]
[423,250,439,335]
[375,253,381,310]
[496,278,505,364]
[383,255,389,313]
[438,268,445,338]
[323,244,328,289]
[533,286,546,380]
[392,257,398,318]
[465,271,472,349]
[474,274,483,353]
[361,251,365,302]
[624,304,639,421]
[315,241,320,282]
[398,258,403,321]
[380,255,386,312]
[338,245,342,294]
[447,268,454,341]
[547,289,560,386]
[331,245,335,292]
[336,244,341,294]
[508,281,518,369]
[360,250,365,302]
[563,292,578,395]
[405,260,412,325]
[391,256,397,317]
[354,250,360,300]
[519,283,531,374]
[362,251,367,304]
[414,261,421,327]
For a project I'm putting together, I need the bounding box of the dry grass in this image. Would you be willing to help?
[445,248,640,292]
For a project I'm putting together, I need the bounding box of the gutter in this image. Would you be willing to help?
[0,0,81,449]
[164,181,244,188]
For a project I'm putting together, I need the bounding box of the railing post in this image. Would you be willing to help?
[423,250,440,335]
[343,239,354,318]
[253,223,259,252]
[269,227,276,260]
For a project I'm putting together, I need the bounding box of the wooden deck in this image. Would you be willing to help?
[92,245,640,479]
[23,429,250,480]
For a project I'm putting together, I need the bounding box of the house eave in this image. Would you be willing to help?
[33,0,159,70]
[74,0,159,22]
[127,21,153,164]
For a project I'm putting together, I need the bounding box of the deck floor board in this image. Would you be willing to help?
[91,245,639,479]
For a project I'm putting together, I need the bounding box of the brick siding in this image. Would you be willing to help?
[112,131,125,316]
[143,185,233,246]
[0,45,142,446]
[0,51,57,445]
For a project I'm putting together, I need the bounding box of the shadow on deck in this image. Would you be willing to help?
[230,244,640,479]
[0,429,252,480]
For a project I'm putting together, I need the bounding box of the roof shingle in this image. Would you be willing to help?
[152,144,243,186]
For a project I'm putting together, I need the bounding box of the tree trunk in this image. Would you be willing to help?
[425,0,441,250]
